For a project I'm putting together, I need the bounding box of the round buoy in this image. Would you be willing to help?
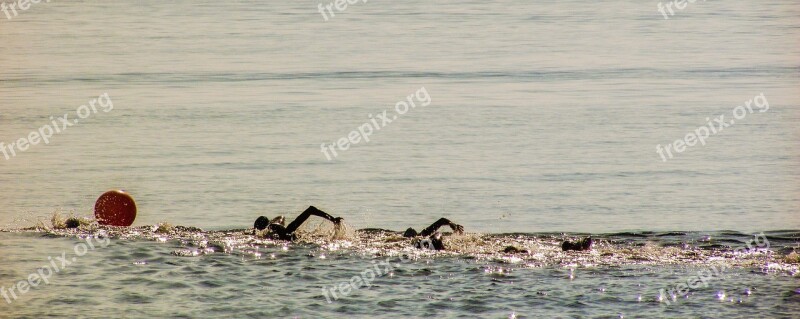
[94,190,137,226]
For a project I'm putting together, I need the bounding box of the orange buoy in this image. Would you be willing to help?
[94,190,137,226]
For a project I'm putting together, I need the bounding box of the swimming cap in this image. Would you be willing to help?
[254,216,270,230]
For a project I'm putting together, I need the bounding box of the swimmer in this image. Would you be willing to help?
[65,218,81,229]
[403,218,464,250]
[253,206,344,241]
[561,237,593,251]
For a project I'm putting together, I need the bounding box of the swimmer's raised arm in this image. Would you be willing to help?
[284,206,342,234]
[404,218,464,238]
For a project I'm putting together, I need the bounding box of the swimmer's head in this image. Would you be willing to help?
[254,216,270,230]
[65,218,81,229]
[413,233,445,250]
[430,233,445,250]
[403,228,418,238]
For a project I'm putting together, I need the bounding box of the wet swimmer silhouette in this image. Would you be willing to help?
[403,218,465,250]
[252,208,588,252]
[561,237,593,251]
[253,206,344,241]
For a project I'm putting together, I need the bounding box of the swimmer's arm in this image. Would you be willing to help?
[418,218,464,237]
[285,206,343,234]
[306,206,342,224]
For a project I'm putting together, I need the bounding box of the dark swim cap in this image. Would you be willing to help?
[254,216,270,230]
[65,218,81,229]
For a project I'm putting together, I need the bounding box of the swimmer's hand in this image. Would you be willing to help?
[333,217,344,225]
[450,223,464,234]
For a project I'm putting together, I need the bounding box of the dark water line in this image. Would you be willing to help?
[1,66,798,85]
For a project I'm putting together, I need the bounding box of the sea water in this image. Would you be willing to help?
[0,0,798,317]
